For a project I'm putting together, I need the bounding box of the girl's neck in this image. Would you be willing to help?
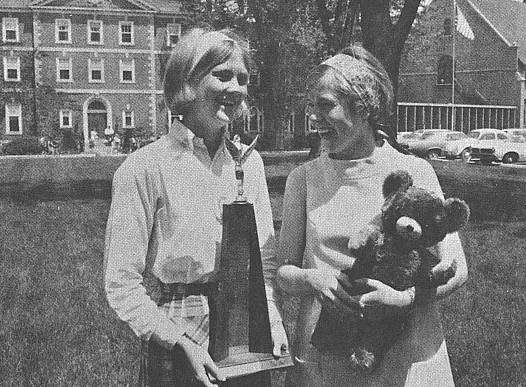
[183,117,223,159]
[328,136,376,160]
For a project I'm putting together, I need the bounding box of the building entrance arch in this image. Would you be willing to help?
[82,96,113,152]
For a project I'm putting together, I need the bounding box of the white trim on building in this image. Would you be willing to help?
[119,21,134,45]
[2,17,19,43]
[5,103,22,135]
[55,18,71,44]
[3,56,20,82]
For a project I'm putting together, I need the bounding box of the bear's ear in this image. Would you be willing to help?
[444,198,470,233]
[382,170,413,198]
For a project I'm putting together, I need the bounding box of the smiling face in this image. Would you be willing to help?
[184,48,248,138]
[306,71,376,160]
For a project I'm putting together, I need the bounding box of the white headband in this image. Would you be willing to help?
[320,53,380,113]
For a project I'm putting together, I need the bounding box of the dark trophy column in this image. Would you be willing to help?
[211,202,271,385]
[213,135,292,384]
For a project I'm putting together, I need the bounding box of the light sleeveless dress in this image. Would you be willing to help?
[281,143,455,387]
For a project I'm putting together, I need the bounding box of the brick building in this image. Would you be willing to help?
[398,0,526,132]
[0,0,182,149]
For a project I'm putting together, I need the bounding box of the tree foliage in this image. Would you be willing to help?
[177,0,430,144]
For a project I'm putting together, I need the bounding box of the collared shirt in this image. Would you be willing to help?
[104,120,280,349]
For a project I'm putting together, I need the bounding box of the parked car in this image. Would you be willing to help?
[404,129,471,160]
[397,131,423,145]
[397,129,448,145]
[466,128,526,164]
[503,128,526,142]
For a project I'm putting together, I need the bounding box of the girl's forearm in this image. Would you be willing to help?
[276,265,315,296]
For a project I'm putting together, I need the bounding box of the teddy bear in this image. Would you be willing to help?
[310,170,470,373]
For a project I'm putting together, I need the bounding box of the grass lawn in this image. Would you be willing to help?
[1,157,526,386]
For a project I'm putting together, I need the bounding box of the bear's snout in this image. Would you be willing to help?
[396,216,422,240]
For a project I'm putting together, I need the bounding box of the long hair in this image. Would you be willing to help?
[163,27,252,116]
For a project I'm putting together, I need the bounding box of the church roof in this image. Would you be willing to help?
[467,0,526,64]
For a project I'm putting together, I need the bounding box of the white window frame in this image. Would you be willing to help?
[3,56,20,82]
[87,20,103,45]
[2,18,19,43]
[122,110,135,128]
[249,72,260,87]
[56,57,72,82]
[119,59,135,83]
[305,109,315,133]
[257,109,265,133]
[59,109,72,128]
[119,21,134,45]
[166,23,181,47]
[88,58,104,83]
[5,103,22,135]
[287,111,295,133]
[55,19,71,44]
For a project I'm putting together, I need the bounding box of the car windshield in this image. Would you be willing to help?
[468,131,480,139]
[447,132,467,140]
[420,132,437,140]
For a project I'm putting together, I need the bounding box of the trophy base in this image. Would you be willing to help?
[217,345,294,380]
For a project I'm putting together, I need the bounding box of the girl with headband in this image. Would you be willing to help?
[104,27,288,386]
[276,45,467,386]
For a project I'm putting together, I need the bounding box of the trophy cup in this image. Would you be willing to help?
[210,134,292,385]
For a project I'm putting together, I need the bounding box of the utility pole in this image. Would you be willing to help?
[451,0,457,131]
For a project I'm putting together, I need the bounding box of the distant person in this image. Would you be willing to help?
[111,134,121,154]
[104,26,288,387]
[48,138,59,156]
[89,130,98,149]
[104,125,114,144]
[276,45,468,387]
[39,136,49,155]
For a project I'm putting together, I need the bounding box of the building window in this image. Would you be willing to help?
[89,58,104,82]
[57,57,72,82]
[2,18,19,42]
[167,23,181,47]
[437,55,453,85]
[249,72,260,87]
[119,21,134,45]
[120,59,135,83]
[88,20,103,44]
[443,18,452,36]
[305,109,314,133]
[60,109,72,128]
[3,56,20,81]
[5,103,22,134]
[55,19,71,43]
[246,106,264,132]
[286,111,295,133]
[122,110,134,128]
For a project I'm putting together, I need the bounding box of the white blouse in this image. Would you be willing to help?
[104,121,281,350]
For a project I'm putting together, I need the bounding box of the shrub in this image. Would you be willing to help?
[60,128,78,153]
[1,136,42,155]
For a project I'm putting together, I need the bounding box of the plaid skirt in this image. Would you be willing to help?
[139,288,217,387]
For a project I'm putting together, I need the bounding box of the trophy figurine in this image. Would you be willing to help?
[210,133,292,385]
[224,134,259,203]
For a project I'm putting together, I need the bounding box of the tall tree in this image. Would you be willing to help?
[314,0,426,135]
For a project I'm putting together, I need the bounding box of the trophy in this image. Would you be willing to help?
[209,134,292,385]
[225,134,258,203]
